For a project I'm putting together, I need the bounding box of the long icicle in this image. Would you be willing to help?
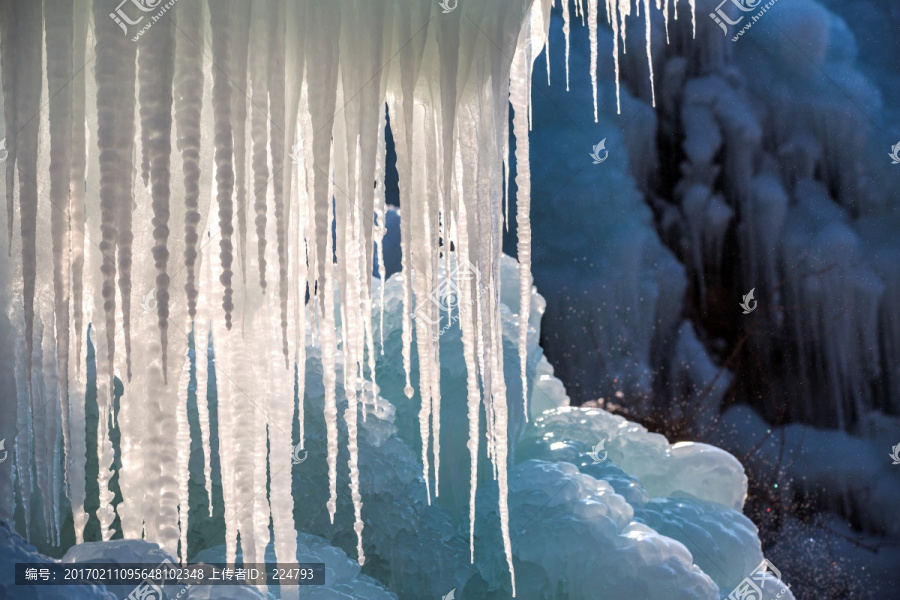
[44,0,74,497]
[209,0,236,330]
[139,13,176,383]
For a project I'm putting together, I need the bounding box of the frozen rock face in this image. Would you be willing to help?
[520,0,900,435]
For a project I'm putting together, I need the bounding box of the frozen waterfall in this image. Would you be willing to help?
[0,0,696,595]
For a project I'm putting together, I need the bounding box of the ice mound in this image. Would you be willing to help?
[1,251,789,599]
[0,521,116,600]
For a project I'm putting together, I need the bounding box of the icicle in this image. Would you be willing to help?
[44,0,74,486]
[563,0,571,91]
[268,0,290,364]
[322,180,339,523]
[176,336,193,561]
[12,1,42,398]
[209,0,236,330]
[69,0,89,379]
[230,0,252,284]
[511,25,533,425]
[588,0,599,121]
[68,3,92,541]
[139,15,176,382]
[643,0,656,107]
[176,0,206,321]
[249,1,270,293]
[92,0,125,403]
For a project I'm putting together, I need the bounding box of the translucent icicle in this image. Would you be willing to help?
[230,0,252,284]
[209,0,236,330]
[563,0,571,91]
[588,0,599,121]
[322,181,339,523]
[138,16,176,381]
[68,0,89,383]
[44,0,74,480]
[176,0,206,321]
[14,1,42,396]
[92,0,125,410]
[268,0,290,364]
[249,2,270,293]
[511,26,533,425]
[643,0,656,107]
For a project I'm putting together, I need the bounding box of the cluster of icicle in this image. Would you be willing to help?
[0,0,692,595]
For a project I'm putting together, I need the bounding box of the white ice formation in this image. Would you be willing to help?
[0,0,698,595]
[0,258,790,599]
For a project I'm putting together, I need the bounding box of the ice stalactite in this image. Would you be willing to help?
[230,0,252,285]
[138,15,176,381]
[68,2,92,543]
[249,1,269,294]
[177,0,206,321]
[209,0,236,330]
[322,188,339,524]
[44,0,74,490]
[268,0,290,364]
[11,1,42,398]
[588,0,599,121]
[303,0,341,525]
[563,0,572,91]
